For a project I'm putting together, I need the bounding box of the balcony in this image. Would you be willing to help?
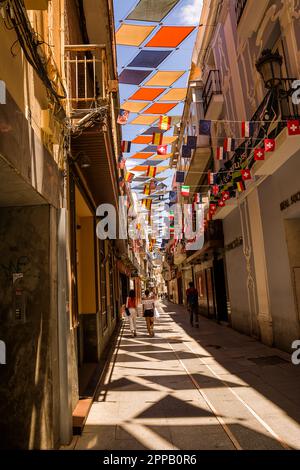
[202,69,224,119]
[64,45,108,121]
[235,0,248,24]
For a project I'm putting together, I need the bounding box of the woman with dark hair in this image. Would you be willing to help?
[142,289,155,337]
[126,289,137,337]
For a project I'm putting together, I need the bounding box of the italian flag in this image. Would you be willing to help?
[181,185,190,197]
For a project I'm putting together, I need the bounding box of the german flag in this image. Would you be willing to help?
[152,133,163,145]
[125,172,134,183]
[236,180,245,192]
[159,116,171,131]
[147,166,157,178]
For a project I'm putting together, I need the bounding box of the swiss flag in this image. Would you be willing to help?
[254,148,265,161]
[264,138,276,152]
[241,169,252,181]
[209,204,217,214]
[218,199,226,208]
[222,190,230,201]
[212,185,219,195]
[287,120,300,136]
[157,145,167,155]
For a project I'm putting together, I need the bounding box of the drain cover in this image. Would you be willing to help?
[247,355,288,366]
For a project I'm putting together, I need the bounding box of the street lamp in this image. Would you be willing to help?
[255,49,283,89]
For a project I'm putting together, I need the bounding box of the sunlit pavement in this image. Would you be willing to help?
[65,302,300,450]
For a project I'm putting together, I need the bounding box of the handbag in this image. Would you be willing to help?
[125,307,131,316]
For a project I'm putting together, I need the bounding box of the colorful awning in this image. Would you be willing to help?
[145,26,195,48]
[129,88,166,101]
[144,70,185,87]
[159,88,187,101]
[116,24,155,46]
[142,126,165,135]
[119,69,152,85]
[122,101,149,113]
[128,50,172,68]
[129,152,155,160]
[132,135,153,144]
[142,102,177,114]
[126,0,180,22]
[130,115,158,125]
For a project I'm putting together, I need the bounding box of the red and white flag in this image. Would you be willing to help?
[218,199,226,207]
[224,138,235,152]
[121,141,131,153]
[157,145,167,155]
[241,121,253,138]
[287,120,300,135]
[222,190,230,201]
[212,185,219,195]
[216,147,224,160]
[254,148,265,161]
[241,169,252,181]
[264,138,275,152]
[117,109,130,125]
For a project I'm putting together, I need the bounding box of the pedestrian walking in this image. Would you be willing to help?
[126,289,137,337]
[142,289,155,337]
[186,282,199,327]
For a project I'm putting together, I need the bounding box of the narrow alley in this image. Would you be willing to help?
[65,302,300,451]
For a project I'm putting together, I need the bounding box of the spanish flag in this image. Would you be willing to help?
[147,166,157,178]
[125,172,134,183]
[159,116,171,131]
[142,199,152,210]
[152,132,163,145]
[143,184,151,195]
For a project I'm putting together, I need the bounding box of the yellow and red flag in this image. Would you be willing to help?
[125,172,134,183]
[147,166,157,178]
[142,199,152,210]
[159,115,171,131]
[152,132,163,145]
[143,184,151,195]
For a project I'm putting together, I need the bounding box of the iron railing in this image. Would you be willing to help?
[235,0,248,24]
[202,69,222,116]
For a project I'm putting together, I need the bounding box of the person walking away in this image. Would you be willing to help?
[126,289,137,337]
[142,289,155,337]
[186,282,199,327]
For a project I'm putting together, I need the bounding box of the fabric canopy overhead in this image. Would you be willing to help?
[141,145,161,152]
[145,26,195,48]
[129,88,166,101]
[146,160,163,166]
[151,154,172,160]
[130,115,158,125]
[128,50,172,68]
[122,101,149,113]
[129,152,155,159]
[162,135,177,144]
[159,88,187,101]
[144,70,184,87]
[132,135,153,144]
[119,69,152,85]
[116,24,155,46]
[126,0,180,22]
[142,126,165,135]
[142,102,177,114]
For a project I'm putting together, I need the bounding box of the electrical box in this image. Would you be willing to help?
[41,109,53,135]
[24,0,49,9]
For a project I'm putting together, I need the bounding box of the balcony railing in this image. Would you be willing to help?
[202,69,222,116]
[235,0,248,24]
[64,45,108,119]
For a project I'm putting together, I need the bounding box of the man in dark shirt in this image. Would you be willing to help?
[186,281,199,327]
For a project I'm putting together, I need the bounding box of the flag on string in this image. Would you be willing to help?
[212,185,219,195]
[125,172,134,183]
[182,145,191,159]
[187,135,197,149]
[208,171,215,185]
[159,115,171,131]
[254,148,265,161]
[142,199,152,210]
[117,109,130,125]
[169,190,177,202]
[176,171,185,183]
[157,145,167,155]
[118,155,126,170]
[287,119,300,135]
[121,141,131,153]
[143,184,151,195]
[216,147,224,160]
[152,132,163,145]
[119,175,125,187]
[241,169,252,181]
[224,137,235,152]
[241,121,253,137]
[147,166,157,177]
[181,186,190,197]
[264,138,276,152]
[150,180,157,191]
[199,119,212,136]
[218,199,226,208]
[236,180,246,192]
[194,193,202,204]
[222,190,230,201]
[209,203,217,214]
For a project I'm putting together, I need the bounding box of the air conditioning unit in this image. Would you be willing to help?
[24,0,49,10]
[41,109,53,135]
